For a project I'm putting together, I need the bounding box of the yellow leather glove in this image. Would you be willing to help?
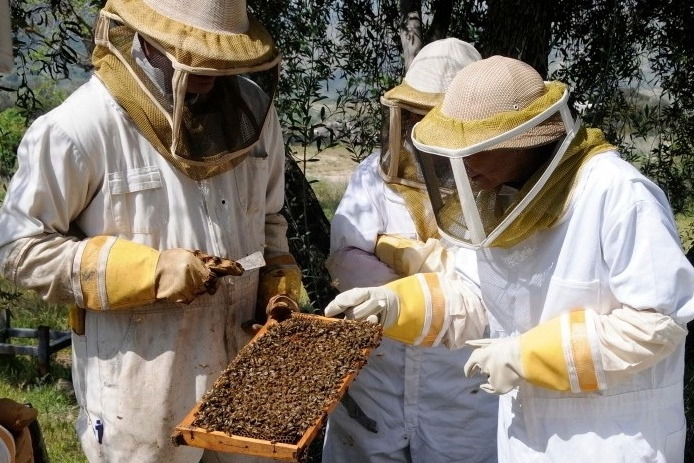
[241,252,301,335]
[265,294,300,319]
[464,306,687,394]
[155,249,220,303]
[79,236,243,310]
[256,252,302,313]
[375,235,454,276]
[324,273,485,347]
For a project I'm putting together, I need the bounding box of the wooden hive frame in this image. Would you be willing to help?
[172,313,381,462]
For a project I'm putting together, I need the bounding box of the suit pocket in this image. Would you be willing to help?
[107,166,163,235]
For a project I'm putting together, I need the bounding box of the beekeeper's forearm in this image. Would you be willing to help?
[0,233,81,305]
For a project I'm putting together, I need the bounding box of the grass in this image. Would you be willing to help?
[1,281,86,463]
[677,213,694,255]
[306,178,348,220]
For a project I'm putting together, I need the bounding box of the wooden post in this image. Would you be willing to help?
[37,325,50,377]
[0,308,7,343]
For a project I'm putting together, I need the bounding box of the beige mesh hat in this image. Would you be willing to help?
[413,55,567,152]
[101,0,279,73]
[381,38,482,113]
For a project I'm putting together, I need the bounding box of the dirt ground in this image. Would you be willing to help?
[291,144,358,184]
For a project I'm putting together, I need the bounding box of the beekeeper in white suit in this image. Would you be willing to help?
[0,0,301,461]
[323,39,497,463]
[326,55,694,462]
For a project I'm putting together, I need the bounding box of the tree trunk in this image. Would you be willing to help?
[398,0,423,71]
[282,155,338,312]
[479,0,553,77]
[425,0,455,43]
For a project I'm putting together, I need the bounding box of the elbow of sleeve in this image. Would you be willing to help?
[595,306,687,387]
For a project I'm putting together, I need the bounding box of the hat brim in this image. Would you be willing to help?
[413,82,567,152]
[382,81,443,113]
[106,0,279,72]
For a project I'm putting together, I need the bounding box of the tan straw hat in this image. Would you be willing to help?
[382,38,481,112]
[102,0,279,72]
[413,55,567,151]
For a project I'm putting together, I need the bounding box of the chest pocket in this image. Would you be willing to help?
[107,166,164,235]
[238,156,268,215]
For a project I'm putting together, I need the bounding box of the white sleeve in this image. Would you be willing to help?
[327,153,400,290]
[261,104,290,255]
[329,153,388,254]
[601,179,694,325]
[444,274,488,349]
[0,116,94,305]
[592,305,687,387]
[325,247,399,291]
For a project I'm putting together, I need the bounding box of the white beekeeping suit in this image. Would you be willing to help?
[0,0,11,73]
[323,39,497,463]
[0,0,301,462]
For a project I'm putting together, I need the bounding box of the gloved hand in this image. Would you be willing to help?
[257,252,302,312]
[78,236,243,310]
[324,273,481,347]
[193,250,245,276]
[241,294,301,335]
[464,307,687,394]
[265,294,300,320]
[375,235,455,276]
[463,337,523,394]
[324,285,399,326]
[155,249,243,303]
[242,251,302,335]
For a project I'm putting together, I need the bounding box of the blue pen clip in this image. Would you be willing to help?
[94,419,104,444]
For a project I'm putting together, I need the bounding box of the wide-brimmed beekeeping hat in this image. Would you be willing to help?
[377,39,482,240]
[100,0,279,73]
[381,38,482,114]
[379,38,482,185]
[92,0,281,180]
[413,55,567,152]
